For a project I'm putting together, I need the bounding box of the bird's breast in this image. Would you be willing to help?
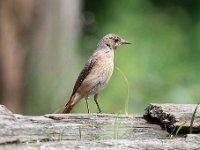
[79,52,114,95]
[94,52,114,81]
[76,49,115,97]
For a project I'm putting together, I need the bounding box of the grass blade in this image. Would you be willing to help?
[175,121,186,136]
[115,66,130,115]
[189,104,199,134]
[79,126,82,140]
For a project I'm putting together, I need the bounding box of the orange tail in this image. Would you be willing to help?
[63,95,74,113]
[63,94,80,113]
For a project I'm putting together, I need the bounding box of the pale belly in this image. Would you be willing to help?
[78,57,114,96]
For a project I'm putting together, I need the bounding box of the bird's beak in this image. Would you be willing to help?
[122,39,132,44]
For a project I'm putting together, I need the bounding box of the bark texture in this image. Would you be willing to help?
[0,104,200,149]
[144,103,200,133]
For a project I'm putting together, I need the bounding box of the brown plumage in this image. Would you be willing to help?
[63,34,131,113]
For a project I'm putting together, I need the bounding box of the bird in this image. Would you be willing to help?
[63,33,131,113]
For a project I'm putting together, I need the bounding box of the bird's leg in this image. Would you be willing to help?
[85,95,90,114]
[94,94,101,113]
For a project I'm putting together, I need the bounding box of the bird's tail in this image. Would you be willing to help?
[63,94,80,113]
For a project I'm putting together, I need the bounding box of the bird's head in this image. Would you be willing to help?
[98,33,131,50]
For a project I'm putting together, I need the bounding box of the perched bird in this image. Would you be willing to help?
[63,34,131,113]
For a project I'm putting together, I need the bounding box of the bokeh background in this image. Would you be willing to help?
[0,0,200,115]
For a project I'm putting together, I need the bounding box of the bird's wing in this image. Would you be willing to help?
[71,57,96,96]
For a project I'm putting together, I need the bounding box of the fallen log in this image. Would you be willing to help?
[0,104,199,149]
[144,103,200,133]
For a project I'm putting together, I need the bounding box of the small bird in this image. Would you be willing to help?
[63,33,131,113]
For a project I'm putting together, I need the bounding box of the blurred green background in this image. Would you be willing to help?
[0,0,200,115]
